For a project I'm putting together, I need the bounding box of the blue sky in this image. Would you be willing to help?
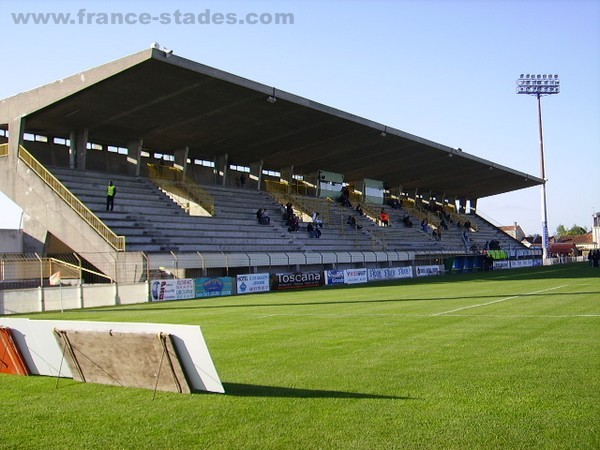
[1,0,599,236]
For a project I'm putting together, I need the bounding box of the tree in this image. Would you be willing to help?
[555,224,589,239]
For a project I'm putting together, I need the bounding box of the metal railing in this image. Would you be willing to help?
[264,179,290,195]
[147,164,215,216]
[18,145,126,251]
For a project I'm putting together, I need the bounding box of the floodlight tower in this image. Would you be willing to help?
[516,73,560,263]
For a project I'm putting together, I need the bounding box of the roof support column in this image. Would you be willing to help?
[468,198,478,214]
[7,116,24,167]
[281,166,294,194]
[173,146,189,178]
[127,138,143,177]
[457,197,467,214]
[251,160,263,190]
[215,153,228,186]
[69,129,88,170]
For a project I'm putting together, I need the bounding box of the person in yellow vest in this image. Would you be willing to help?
[106,181,117,211]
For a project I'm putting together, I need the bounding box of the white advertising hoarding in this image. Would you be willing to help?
[236,273,270,294]
[367,267,413,281]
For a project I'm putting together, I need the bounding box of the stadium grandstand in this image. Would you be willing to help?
[0,46,542,289]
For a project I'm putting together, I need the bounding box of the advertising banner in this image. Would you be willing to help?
[272,271,323,290]
[510,259,534,269]
[367,266,412,281]
[493,260,510,270]
[236,273,270,295]
[195,277,233,298]
[344,268,368,284]
[415,265,442,277]
[150,279,195,302]
[324,270,346,286]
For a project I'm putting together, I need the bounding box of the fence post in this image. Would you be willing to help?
[35,253,45,311]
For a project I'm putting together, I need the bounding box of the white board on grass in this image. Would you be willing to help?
[0,318,224,394]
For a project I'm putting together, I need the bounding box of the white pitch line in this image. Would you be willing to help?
[432,284,569,316]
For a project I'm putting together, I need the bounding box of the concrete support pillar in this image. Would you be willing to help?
[469,198,478,214]
[248,160,263,190]
[7,117,25,168]
[173,146,189,177]
[69,129,88,170]
[280,166,294,194]
[68,132,76,169]
[457,197,467,214]
[76,129,88,170]
[215,153,228,186]
[127,138,143,176]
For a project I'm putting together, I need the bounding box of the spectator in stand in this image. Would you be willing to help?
[260,208,270,225]
[339,186,352,207]
[307,222,316,238]
[355,204,364,216]
[347,215,362,230]
[106,181,116,211]
[402,214,413,228]
[307,222,321,238]
[256,208,270,225]
[312,211,323,228]
[285,202,294,225]
[240,173,246,188]
[379,208,390,226]
[389,198,402,209]
[421,218,429,233]
[288,214,300,232]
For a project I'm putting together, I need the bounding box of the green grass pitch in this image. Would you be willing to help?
[1,263,599,449]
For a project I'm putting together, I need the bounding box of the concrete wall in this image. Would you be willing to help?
[0,282,149,315]
[0,229,23,253]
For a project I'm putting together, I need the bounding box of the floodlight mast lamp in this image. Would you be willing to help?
[516,74,560,263]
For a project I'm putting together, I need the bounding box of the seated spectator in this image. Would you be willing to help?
[421,218,429,233]
[347,215,362,230]
[307,222,316,238]
[260,208,270,225]
[279,203,287,220]
[256,208,270,225]
[440,218,448,230]
[312,211,323,228]
[355,204,364,216]
[307,222,322,238]
[462,230,470,245]
[379,208,390,226]
[285,202,294,225]
[288,214,300,232]
[402,214,413,228]
[388,198,402,209]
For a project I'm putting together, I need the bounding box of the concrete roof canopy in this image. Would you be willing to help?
[2,47,542,201]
